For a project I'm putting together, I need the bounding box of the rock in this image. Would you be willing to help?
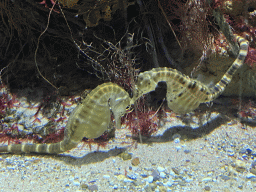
[246,173,256,179]
[250,168,256,175]
[152,169,160,181]
[127,173,137,180]
[220,175,230,181]
[88,184,98,191]
[160,172,166,178]
[235,160,246,173]
[147,176,154,183]
[119,152,132,160]
[157,167,165,172]
[131,157,140,166]
[202,177,212,182]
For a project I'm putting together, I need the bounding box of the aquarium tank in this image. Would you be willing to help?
[0,0,256,191]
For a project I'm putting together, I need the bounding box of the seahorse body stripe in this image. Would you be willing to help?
[0,83,131,154]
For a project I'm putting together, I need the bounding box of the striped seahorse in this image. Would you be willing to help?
[132,35,249,114]
[0,82,131,154]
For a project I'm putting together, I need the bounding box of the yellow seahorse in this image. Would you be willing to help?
[132,35,249,114]
[0,82,131,154]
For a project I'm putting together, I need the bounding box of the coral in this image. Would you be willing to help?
[125,109,159,137]
[125,97,162,137]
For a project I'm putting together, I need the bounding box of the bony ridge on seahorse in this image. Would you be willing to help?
[0,82,132,154]
[131,35,249,114]
[0,35,249,154]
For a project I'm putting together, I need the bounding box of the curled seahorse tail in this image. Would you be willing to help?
[0,139,78,154]
[210,35,249,101]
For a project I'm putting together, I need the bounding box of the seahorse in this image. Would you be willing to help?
[0,82,131,154]
[132,35,249,114]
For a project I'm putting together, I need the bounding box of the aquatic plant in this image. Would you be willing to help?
[125,97,160,137]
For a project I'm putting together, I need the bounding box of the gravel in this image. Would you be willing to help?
[0,91,256,191]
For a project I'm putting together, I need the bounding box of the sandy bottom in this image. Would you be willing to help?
[0,92,256,192]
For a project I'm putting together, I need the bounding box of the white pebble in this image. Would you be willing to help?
[103,175,110,179]
[73,181,80,186]
[160,172,166,178]
[157,167,165,172]
[113,185,118,189]
[147,176,154,183]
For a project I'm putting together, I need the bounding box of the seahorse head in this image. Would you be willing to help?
[133,72,157,100]
[109,92,132,129]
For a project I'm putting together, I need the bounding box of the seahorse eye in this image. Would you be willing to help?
[126,105,133,113]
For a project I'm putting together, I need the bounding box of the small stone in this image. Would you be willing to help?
[147,176,154,183]
[166,180,173,187]
[235,159,246,167]
[176,146,181,151]
[251,160,256,169]
[73,181,80,186]
[119,152,132,160]
[220,175,230,181]
[236,166,246,173]
[123,178,134,183]
[242,154,248,159]
[235,160,246,173]
[157,167,165,172]
[239,148,247,154]
[174,138,180,143]
[141,173,148,178]
[116,175,126,180]
[103,175,110,179]
[158,186,167,192]
[131,157,140,166]
[172,167,179,175]
[184,149,191,154]
[127,173,137,180]
[202,177,212,182]
[80,183,88,190]
[185,178,193,182]
[246,173,256,179]
[246,148,252,155]
[65,183,70,187]
[152,169,160,181]
[113,185,118,189]
[88,184,98,191]
[159,172,166,178]
[238,185,243,189]
[204,186,211,191]
[250,168,256,175]
[228,151,235,156]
